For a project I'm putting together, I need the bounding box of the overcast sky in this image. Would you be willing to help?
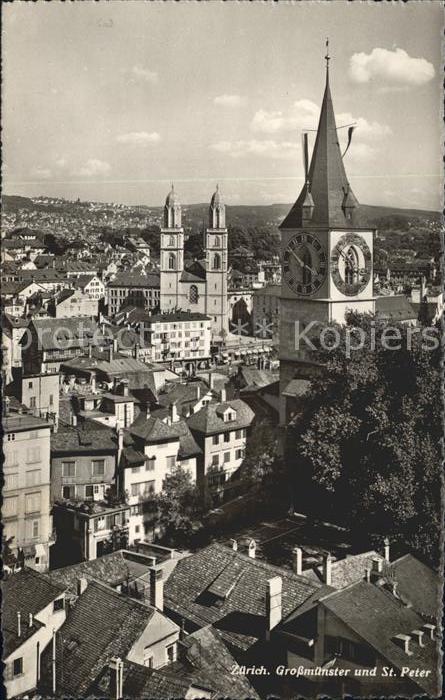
[3,1,442,210]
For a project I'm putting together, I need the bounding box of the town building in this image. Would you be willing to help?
[49,287,99,319]
[107,272,160,316]
[2,568,67,699]
[74,273,105,300]
[17,370,60,426]
[160,186,229,337]
[3,403,53,571]
[187,397,255,500]
[142,310,211,372]
[252,284,281,343]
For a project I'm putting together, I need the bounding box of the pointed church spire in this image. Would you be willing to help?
[280,47,361,229]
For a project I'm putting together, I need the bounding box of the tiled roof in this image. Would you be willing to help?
[46,551,153,596]
[320,581,439,695]
[42,581,155,697]
[51,420,117,454]
[282,378,311,398]
[29,317,101,350]
[164,542,321,651]
[130,414,180,443]
[187,399,255,436]
[157,380,210,412]
[123,626,260,699]
[3,568,66,657]
[303,551,382,589]
[388,553,441,619]
[168,419,202,459]
[375,295,418,321]
[107,272,160,288]
[3,410,51,435]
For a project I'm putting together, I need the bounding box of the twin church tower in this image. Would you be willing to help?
[159,185,228,336]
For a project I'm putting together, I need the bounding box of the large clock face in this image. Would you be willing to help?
[331,233,372,296]
[283,233,327,296]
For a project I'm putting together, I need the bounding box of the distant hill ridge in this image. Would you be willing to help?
[2,194,440,228]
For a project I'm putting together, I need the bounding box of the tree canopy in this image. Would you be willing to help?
[286,313,442,567]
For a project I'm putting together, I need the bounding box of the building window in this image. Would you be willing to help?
[49,394,54,406]
[189,285,199,304]
[28,381,33,389]
[235,448,245,459]
[212,435,219,445]
[135,525,140,534]
[144,654,154,668]
[7,434,15,441]
[235,430,242,439]
[166,455,176,469]
[168,235,175,246]
[85,484,94,500]
[62,485,75,500]
[224,432,230,443]
[32,520,40,539]
[53,598,64,612]
[62,461,76,477]
[25,492,41,514]
[131,466,141,474]
[92,460,105,476]
[26,470,41,487]
[224,452,231,463]
[3,496,18,518]
[166,643,177,664]
[168,252,176,270]
[211,454,219,467]
[30,396,36,409]
[212,253,221,270]
[13,658,23,677]
[26,447,41,464]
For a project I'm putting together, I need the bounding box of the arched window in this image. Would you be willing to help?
[214,235,221,248]
[213,253,221,270]
[168,235,175,246]
[345,246,359,285]
[301,245,312,285]
[189,285,199,304]
[168,252,176,270]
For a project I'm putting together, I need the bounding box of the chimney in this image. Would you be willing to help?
[231,539,238,552]
[220,386,227,403]
[29,613,33,628]
[371,556,383,574]
[364,567,371,583]
[383,537,390,563]
[390,581,398,597]
[4,397,10,416]
[88,344,93,359]
[90,371,96,394]
[248,539,256,559]
[266,576,282,634]
[71,414,78,427]
[17,611,21,637]
[149,568,164,611]
[133,342,139,360]
[423,623,436,640]
[322,553,332,586]
[293,547,303,576]
[209,373,216,391]
[107,344,114,362]
[109,657,124,700]
[196,384,201,400]
[113,337,119,353]
[121,379,129,397]
[77,578,88,596]
[411,629,425,647]
[169,402,179,424]
[393,633,412,655]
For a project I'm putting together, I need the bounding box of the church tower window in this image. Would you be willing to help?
[189,285,199,304]
[214,235,221,248]
[169,235,175,246]
[168,252,176,270]
[212,253,221,270]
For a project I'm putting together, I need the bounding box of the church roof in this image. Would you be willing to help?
[280,67,362,230]
[165,184,179,207]
[181,259,207,282]
[210,184,223,207]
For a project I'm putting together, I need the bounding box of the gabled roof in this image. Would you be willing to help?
[51,420,118,454]
[123,626,260,699]
[164,542,322,651]
[157,380,211,412]
[130,414,180,443]
[280,68,362,230]
[320,581,439,695]
[187,399,255,436]
[388,553,441,619]
[107,272,160,288]
[3,568,66,657]
[303,550,382,589]
[42,581,155,697]
[375,295,417,321]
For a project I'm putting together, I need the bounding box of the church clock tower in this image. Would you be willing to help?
[279,50,375,424]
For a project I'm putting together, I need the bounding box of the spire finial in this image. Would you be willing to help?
[216,183,219,191]
[325,37,330,80]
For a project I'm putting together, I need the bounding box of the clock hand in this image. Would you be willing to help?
[289,249,305,268]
